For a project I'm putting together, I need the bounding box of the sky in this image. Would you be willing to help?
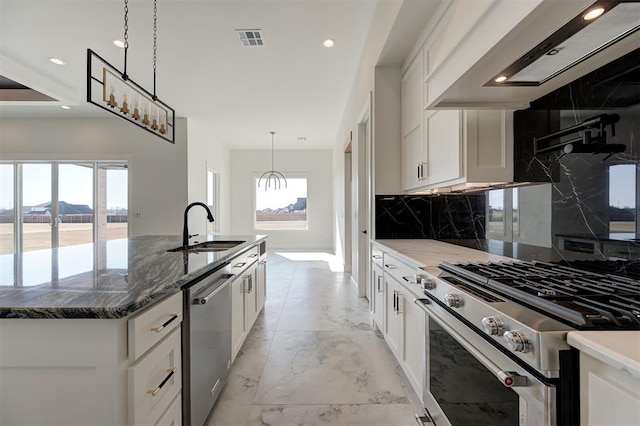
[255,177,307,210]
[0,164,128,210]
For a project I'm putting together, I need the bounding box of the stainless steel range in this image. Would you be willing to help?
[414,259,639,426]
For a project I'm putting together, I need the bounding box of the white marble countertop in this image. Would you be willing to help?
[372,239,514,267]
[568,331,640,379]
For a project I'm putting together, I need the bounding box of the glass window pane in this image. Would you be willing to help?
[106,167,128,241]
[609,164,636,234]
[58,164,94,248]
[255,177,308,230]
[0,164,14,255]
[487,189,505,235]
[22,163,52,252]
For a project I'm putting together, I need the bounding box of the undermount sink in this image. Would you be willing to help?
[168,240,245,253]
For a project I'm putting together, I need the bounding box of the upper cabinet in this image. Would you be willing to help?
[401,46,513,193]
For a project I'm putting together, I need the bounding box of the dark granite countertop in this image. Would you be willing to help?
[556,233,640,246]
[0,235,266,319]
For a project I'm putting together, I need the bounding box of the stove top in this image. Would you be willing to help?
[439,260,640,330]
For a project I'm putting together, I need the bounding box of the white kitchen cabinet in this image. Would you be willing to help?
[231,272,247,362]
[401,51,428,191]
[384,275,403,358]
[425,109,462,185]
[256,256,267,317]
[0,292,184,426]
[402,108,513,192]
[372,262,385,331]
[231,256,261,362]
[568,332,640,426]
[377,248,426,400]
[401,289,425,399]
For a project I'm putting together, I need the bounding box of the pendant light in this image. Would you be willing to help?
[87,0,175,143]
[258,131,288,190]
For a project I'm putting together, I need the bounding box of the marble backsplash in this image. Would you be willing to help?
[375,194,485,240]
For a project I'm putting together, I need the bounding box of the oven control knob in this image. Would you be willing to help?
[444,293,462,308]
[481,316,504,336]
[503,330,531,353]
[415,274,436,290]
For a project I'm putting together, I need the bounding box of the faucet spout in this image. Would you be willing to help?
[183,202,215,247]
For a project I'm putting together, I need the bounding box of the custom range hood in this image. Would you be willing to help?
[487,0,640,87]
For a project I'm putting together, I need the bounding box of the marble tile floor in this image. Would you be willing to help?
[207,251,422,426]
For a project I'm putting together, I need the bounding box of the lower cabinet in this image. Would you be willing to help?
[372,262,385,331]
[0,292,184,425]
[578,351,640,426]
[231,260,263,362]
[372,245,425,403]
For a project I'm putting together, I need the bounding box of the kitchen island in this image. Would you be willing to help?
[0,234,266,425]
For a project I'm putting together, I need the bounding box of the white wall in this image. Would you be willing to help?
[0,117,188,237]
[230,149,332,250]
[332,1,404,267]
[186,118,231,237]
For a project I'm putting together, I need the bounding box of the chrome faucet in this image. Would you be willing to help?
[183,202,215,247]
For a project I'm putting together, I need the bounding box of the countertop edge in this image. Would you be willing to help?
[567,331,640,379]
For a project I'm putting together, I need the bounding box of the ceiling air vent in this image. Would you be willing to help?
[236,29,264,47]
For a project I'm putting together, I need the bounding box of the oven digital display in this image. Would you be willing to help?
[429,319,519,425]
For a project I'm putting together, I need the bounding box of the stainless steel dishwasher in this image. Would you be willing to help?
[182,263,235,426]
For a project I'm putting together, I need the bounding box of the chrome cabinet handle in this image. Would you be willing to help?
[233,262,246,269]
[395,290,403,315]
[372,254,382,260]
[377,275,382,292]
[149,312,182,332]
[384,264,396,269]
[147,367,177,396]
[248,253,258,258]
[245,274,253,294]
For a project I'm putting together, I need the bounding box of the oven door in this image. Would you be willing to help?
[415,298,557,426]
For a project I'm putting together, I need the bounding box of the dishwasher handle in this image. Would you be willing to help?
[193,274,236,305]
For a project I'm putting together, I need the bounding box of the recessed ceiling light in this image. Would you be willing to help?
[323,39,334,48]
[583,7,605,20]
[61,105,70,110]
[297,136,307,141]
[494,75,508,83]
[48,57,65,65]
[113,40,125,48]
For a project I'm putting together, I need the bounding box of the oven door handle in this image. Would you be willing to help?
[414,297,528,389]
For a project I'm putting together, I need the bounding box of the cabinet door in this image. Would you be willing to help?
[402,53,423,137]
[384,277,402,358]
[372,264,385,331]
[426,109,462,185]
[402,292,425,400]
[256,259,267,314]
[231,275,246,362]
[245,263,259,329]
[402,126,425,191]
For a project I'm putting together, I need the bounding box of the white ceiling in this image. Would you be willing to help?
[0,0,380,149]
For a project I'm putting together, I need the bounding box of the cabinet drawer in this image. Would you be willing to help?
[129,292,183,360]
[371,245,384,268]
[128,327,182,426]
[383,254,416,287]
[230,246,259,276]
[155,391,182,426]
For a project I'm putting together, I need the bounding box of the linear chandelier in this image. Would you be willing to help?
[258,131,287,190]
[87,0,175,143]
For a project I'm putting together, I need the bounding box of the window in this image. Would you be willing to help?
[487,189,505,237]
[0,161,128,255]
[609,164,637,234]
[254,176,308,230]
[207,166,220,232]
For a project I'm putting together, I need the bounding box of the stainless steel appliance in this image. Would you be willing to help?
[182,264,235,426]
[414,260,639,425]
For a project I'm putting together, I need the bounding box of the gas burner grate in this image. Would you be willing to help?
[440,260,640,329]
[556,259,640,281]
